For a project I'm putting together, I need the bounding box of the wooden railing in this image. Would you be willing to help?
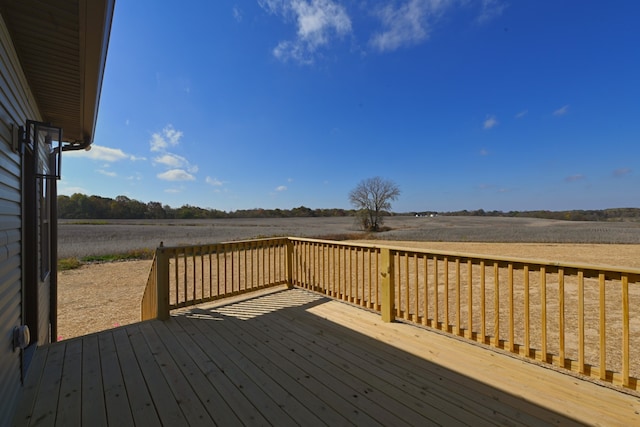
[141,251,159,320]
[290,238,382,311]
[142,236,640,390]
[290,238,640,391]
[141,238,291,320]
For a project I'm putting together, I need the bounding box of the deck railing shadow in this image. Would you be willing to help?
[142,237,640,391]
[175,288,584,425]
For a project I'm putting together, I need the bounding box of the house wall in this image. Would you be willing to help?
[0,13,43,427]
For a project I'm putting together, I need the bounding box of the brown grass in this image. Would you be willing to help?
[58,242,640,345]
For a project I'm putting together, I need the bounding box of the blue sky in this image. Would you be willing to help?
[61,0,640,213]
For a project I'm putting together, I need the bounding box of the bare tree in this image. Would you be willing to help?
[349,176,400,231]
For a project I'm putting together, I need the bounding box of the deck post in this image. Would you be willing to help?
[286,239,294,288]
[381,248,395,322]
[156,245,170,320]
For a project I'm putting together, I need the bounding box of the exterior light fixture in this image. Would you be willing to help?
[20,120,63,180]
[12,325,30,351]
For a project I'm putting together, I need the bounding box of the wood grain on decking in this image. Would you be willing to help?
[14,288,640,426]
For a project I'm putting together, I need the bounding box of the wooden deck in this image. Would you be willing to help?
[14,288,640,426]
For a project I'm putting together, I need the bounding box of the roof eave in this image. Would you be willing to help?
[78,0,115,147]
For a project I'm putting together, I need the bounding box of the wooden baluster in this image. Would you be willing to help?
[467,260,473,339]
[578,270,584,374]
[558,268,565,367]
[622,274,630,387]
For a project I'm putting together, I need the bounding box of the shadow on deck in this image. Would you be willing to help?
[14,288,640,426]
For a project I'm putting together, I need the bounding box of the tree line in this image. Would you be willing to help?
[416,208,640,222]
[58,193,640,222]
[57,194,356,219]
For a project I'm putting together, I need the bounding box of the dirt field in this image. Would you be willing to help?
[57,239,640,340]
[58,216,640,258]
[57,216,640,337]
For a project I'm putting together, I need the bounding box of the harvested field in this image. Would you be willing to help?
[58,217,640,348]
[58,216,640,258]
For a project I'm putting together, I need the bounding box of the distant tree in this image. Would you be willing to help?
[348,176,400,231]
[146,201,166,219]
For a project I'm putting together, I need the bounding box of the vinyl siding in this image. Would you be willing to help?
[0,12,41,427]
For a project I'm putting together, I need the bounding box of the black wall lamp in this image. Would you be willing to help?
[17,120,63,180]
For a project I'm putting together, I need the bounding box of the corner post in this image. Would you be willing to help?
[156,243,170,320]
[381,248,395,322]
[286,239,294,289]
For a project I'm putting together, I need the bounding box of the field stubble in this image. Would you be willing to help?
[58,216,640,382]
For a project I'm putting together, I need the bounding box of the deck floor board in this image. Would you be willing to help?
[248,294,526,426]
[14,288,640,426]
[215,295,466,426]
[164,315,270,426]
[112,328,161,427]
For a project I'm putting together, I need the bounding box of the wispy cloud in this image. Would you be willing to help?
[96,169,117,177]
[613,168,631,177]
[150,125,184,152]
[259,0,352,64]
[370,0,449,52]
[153,153,198,173]
[65,144,143,162]
[553,105,570,116]
[206,176,224,186]
[515,109,528,119]
[157,169,196,182]
[477,0,508,24]
[232,6,243,22]
[369,0,506,52]
[565,174,584,182]
[275,185,288,192]
[483,115,498,129]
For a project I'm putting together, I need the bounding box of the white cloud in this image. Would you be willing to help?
[206,176,224,186]
[553,105,570,116]
[149,125,199,182]
[96,169,117,177]
[477,0,507,24]
[157,169,196,182]
[65,144,141,162]
[370,0,449,52]
[565,174,584,182]
[164,188,182,193]
[483,115,498,129]
[153,153,197,173]
[275,185,288,192]
[150,125,183,152]
[259,0,352,64]
[515,110,528,119]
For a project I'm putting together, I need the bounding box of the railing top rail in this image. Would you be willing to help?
[155,237,289,252]
[288,236,640,276]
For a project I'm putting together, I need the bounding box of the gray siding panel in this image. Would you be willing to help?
[0,11,41,427]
